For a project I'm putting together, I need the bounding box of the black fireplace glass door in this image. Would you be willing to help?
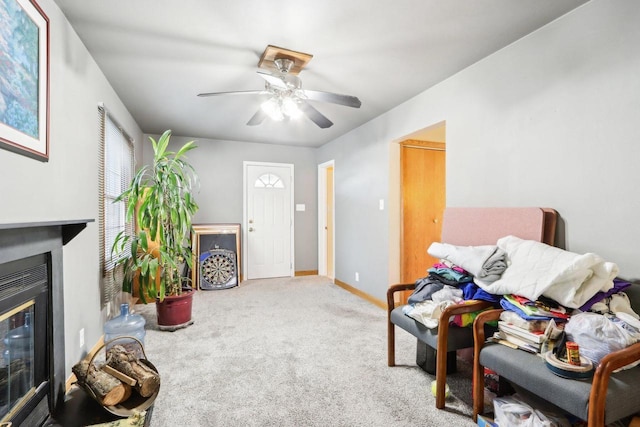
[0,302,35,421]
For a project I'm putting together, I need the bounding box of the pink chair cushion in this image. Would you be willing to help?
[441,207,545,246]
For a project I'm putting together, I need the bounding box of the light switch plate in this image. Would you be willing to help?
[296,204,306,211]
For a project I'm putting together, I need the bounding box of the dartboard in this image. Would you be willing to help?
[199,249,237,289]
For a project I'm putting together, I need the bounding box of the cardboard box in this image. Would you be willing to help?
[476,414,498,427]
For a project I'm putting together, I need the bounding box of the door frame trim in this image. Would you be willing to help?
[242,161,295,279]
[317,160,335,278]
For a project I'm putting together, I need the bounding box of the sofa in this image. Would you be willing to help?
[387,207,557,409]
[472,281,640,426]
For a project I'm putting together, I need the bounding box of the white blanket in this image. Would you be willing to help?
[479,235,618,308]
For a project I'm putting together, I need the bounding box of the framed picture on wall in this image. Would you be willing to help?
[191,224,241,290]
[0,0,50,161]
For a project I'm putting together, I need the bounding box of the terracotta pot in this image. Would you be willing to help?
[155,289,194,328]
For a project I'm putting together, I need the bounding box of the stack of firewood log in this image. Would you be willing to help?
[72,344,160,407]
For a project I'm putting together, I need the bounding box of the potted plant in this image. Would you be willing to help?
[112,130,199,330]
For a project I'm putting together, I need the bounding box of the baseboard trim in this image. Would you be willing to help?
[334,279,387,310]
[65,335,105,392]
[295,270,318,276]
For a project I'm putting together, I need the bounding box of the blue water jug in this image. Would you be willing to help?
[3,312,33,363]
[104,303,146,355]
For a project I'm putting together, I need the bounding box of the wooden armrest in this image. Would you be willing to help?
[431,300,493,410]
[435,300,494,362]
[387,282,416,367]
[589,342,640,424]
[472,308,504,421]
[440,299,494,319]
[474,308,503,328]
[386,283,416,311]
[596,341,640,373]
[473,309,504,350]
[387,282,416,294]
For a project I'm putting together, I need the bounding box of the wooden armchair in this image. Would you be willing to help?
[387,207,557,409]
[472,288,640,427]
[387,285,492,408]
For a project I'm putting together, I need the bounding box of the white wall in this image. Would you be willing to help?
[317,126,393,299]
[319,0,640,302]
[142,135,319,272]
[0,1,143,377]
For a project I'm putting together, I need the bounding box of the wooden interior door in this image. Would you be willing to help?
[401,140,446,288]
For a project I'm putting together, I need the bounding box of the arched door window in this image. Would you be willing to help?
[254,173,285,188]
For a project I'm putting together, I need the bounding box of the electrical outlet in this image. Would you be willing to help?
[355,272,359,282]
[79,328,85,348]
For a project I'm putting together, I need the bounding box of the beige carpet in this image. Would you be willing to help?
[136,276,477,426]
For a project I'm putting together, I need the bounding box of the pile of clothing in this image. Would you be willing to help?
[403,258,503,328]
[403,235,638,353]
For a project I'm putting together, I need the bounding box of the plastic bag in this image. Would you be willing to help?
[565,312,637,364]
[493,395,570,427]
[494,396,536,427]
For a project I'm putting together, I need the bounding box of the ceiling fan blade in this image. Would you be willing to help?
[197,90,268,97]
[299,101,333,129]
[303,90,362,108]
[246,109,267,126]
[256,71,288,89]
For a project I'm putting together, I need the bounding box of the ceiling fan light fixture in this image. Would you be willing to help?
[282,97,302,119]
[199,46,360,128]
[261,95,303,122]
[261,97,284,121]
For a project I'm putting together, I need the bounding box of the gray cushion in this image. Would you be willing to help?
[625,282,640,312]
[480,342,640,423]
[390,306,473,351]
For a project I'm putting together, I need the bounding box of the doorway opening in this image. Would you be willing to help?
[317,160,335,279]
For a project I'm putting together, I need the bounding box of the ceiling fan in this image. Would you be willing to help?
[197,45,361,129]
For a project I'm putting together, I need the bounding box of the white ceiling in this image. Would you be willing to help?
[53,0,588,148]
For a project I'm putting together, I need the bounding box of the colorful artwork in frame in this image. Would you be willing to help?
[0,0,49,161]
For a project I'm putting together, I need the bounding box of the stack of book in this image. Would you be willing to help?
[494,321,549,354]
[492,295,569,354]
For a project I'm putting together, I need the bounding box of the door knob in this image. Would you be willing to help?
[249,227,254,232]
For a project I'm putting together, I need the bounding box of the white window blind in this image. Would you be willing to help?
[99,106,134,307]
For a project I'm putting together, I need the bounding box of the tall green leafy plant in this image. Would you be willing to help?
[112,130,199,302]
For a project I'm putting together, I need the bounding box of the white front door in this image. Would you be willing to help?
[244,162,294,279]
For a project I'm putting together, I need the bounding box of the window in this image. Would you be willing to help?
[98,106,134,309]
[254,173,284,188]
